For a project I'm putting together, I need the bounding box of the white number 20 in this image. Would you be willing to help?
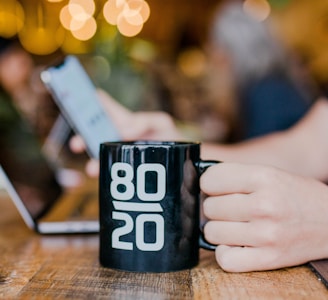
[112,211,164,251]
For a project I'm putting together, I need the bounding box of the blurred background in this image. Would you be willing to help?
[1,0,328,145]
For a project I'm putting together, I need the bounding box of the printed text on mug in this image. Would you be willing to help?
[110,162,165,251]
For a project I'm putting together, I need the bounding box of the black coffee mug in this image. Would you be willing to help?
[99,141,219,273]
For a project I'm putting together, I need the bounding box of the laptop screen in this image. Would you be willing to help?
[0,90,63,220]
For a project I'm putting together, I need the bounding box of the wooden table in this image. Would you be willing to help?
[1,191,328,299]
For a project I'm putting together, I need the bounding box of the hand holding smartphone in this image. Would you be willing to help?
[40,55,120,159]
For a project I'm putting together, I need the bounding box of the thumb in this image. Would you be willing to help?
[215,245,280,272]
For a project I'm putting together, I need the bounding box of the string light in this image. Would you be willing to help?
[1,0,150,55]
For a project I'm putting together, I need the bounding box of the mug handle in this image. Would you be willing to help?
[196,160,221,251]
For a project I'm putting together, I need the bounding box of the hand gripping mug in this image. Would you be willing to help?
[99,141,219,272]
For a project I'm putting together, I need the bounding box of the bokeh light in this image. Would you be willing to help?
[123,0,150,25]
[60,5,77,30]
[60,30,94,54]
[70,0,95,17]
[18,2,64,55]
[243,0,271,21]
[177,48,207,78]
[103,0,126,25]
[0,0,150,55]
[60,0,97,41]
[0,1,24,38]
[103,0,150,37]
[19,26,64,55]
[71,17,97,41]
[117,13,143,37]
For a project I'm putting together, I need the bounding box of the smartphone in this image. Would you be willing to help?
[40,55,120,159]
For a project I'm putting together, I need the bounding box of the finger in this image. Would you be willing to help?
[97,89,182,141]
[69,135,86,153]
[204,221,257,246]
[200,162,267,196]
[203,194,250,221]
[203,194,252,222]
[215,245,280,272]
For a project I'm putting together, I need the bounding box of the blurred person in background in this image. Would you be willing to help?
[0,37,87,188]
[0,37,58,141]
[206,0,318,142]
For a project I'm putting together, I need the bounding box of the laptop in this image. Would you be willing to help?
[0,94,99,234]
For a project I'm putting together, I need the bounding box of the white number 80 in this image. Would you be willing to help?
[110,162,166,201]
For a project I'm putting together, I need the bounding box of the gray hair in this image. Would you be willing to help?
[210,2,287,87]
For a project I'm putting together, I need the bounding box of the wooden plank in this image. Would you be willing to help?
[193,250,328,299]
[1,193,328,299]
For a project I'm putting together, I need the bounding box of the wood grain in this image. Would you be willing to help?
[1,192,327,299]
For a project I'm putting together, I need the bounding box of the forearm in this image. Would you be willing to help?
[201,99,328,182]
[201,132,298,173]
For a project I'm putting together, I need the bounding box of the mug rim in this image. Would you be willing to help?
[101,140,201,147]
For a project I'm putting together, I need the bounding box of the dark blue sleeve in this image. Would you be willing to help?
[240,74,312,140]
